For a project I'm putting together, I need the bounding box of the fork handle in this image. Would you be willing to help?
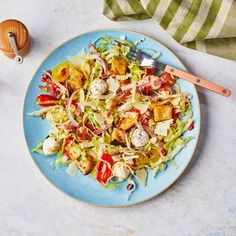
[165,65,231,97]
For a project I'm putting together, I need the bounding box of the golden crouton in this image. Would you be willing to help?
[68,67,84,91]
[153,104,172,122]
[119,117,137,130]
[110,56,128,75]
[111,128,125,144]
[76,155,95,175]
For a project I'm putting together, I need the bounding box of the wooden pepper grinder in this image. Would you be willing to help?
[0,19,31,64]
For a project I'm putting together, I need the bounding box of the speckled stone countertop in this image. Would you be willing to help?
[0,0,235,235]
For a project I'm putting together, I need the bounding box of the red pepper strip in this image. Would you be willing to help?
[96,153,114,185]
[188,122,194,131]
[36,94,60,107]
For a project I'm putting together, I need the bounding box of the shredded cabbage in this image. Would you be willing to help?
[29,34,195,199]
[128,61,145,81]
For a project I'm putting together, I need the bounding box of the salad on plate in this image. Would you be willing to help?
[29,35,194,198]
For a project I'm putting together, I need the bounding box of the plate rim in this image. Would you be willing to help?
[22,28,201,207]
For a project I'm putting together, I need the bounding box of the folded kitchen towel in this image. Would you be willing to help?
[103,0,236,60]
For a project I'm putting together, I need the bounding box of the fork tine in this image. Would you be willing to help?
[128,49,138,60]
[129,47,137,53]
[130,48,140,55]
[130,48,142,60]
[129,49,137,56]
[129,53,137,59]
[127,54,136,60]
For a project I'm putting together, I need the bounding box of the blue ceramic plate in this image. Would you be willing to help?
[23,29,200,207]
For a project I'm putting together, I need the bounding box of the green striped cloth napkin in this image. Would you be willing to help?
[103,0,236,60]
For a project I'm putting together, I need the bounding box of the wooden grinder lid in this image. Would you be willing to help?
[0,19,31,62]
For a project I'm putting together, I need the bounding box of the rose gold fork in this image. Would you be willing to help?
[129,50,231,97]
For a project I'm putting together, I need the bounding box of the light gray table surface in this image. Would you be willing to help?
[0,1,235,235]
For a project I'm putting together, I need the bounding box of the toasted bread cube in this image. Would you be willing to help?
[110,56,128,75]
[77,155,95,175]
[153,105,172,122]
[68,67,84,91]
[119,117,136,130]
[111,128,125,144]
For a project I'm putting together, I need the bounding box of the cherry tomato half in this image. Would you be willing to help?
[96,153,114,185]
